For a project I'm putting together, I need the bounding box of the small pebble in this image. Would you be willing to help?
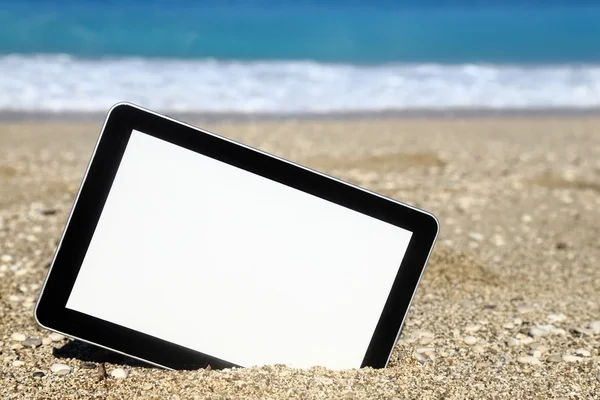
[517,356,541,365]
[465,324,481,333]
[589,320,600,335]
[142,383,153,390]
[10,333,26,342]
[468,232,484,242]
[529,350,542,358]
[491,234,505,246]
[419,336,434,345]
[413,352,427,364]
[12,360,25,367]
[463,336,478,345]
[49,333,65,342]
[520,337,534,345]
[503,322,515,330]
[573,348,591,357]
[516,306,535,314]
[521,214,533,223]
[456,197,474,212]
[530,344,548,353]
[41,338,52,346]
[562,355,584,363]
[529,325,565,337]
[415,346,435,354]
[81,362,97,369]
[547,313,566,323]
[507,338,520,347]
[317,377,333,385]
[410,330,435,340]
[529,326,549,337]
[110,368,128,379]
[475,362,489,369]
[1,254,13,263]
[472,345,485,354]
[32,371,45,378]
[546,354,562,363]
[21,337,42,348]
[50,363,71,375]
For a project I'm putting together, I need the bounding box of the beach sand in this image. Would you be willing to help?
[1,116,599,399]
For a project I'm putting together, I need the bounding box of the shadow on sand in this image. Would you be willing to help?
[52,340,158,369]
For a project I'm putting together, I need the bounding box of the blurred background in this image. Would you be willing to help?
[1,0,599,116]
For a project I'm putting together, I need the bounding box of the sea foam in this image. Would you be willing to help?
[2,55,600,113]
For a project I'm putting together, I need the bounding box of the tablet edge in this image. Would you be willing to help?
[34,101,441,370]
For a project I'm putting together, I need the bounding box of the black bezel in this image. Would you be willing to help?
[35,103,439,370]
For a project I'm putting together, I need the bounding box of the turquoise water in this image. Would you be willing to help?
[2,0,600,63]
[1,0,600,112]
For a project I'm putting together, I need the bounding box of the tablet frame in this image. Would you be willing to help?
[35,102,439,370]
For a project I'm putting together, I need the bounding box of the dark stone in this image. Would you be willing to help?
[81,362,97,369]
[33,371,45,378]
[556,242,568,250]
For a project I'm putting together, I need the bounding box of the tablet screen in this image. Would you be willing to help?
[65,129,413,370]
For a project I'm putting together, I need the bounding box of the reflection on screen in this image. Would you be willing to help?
[66,130,412,369]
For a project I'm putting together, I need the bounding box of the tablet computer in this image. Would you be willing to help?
[35,103,439,371]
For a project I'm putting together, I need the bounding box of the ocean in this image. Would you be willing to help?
[1,0,600,114]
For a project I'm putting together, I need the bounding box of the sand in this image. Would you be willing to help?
[1,116,599,399]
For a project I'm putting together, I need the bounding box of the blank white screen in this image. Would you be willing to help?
[66,130,413,370]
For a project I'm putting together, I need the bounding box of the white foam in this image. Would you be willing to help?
[2,54,600,112]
